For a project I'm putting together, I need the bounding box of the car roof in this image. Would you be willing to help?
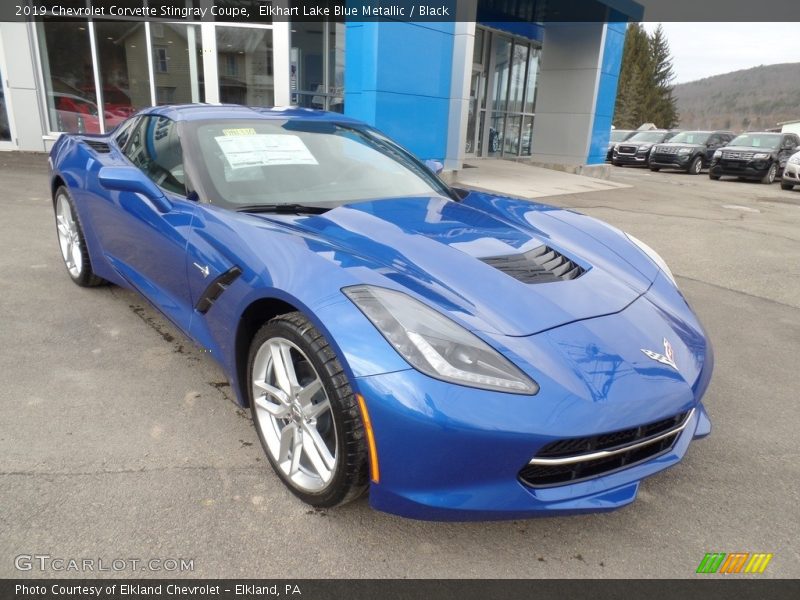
[139,103,364,125]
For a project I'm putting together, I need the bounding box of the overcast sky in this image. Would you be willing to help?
[641,23,800,84]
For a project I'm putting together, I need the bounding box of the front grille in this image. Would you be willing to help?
[519,410,691,487]
[618,145,637,154]
[480,245,585,284]
[655,145,679,155]
[722,150,755,160]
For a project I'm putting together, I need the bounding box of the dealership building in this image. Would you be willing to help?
[0,0,641,173]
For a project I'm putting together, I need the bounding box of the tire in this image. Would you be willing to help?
[709,174,721,180]
[688,156,703,175]
[649,166,660,172]
[612,161,622,167]
[247,312,368,508]
[53,186,105,287]
[761,163,777,184]
[781,182,794,190]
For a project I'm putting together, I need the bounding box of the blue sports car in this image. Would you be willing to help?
[48,104,713,520]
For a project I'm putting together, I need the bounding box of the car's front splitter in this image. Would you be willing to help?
[357,362,711,521]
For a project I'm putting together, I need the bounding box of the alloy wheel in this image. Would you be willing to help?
[55,193,82,278]
[251,337,337,493]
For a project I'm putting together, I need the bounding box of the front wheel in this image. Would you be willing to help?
[761,163,778,184]
[709,173,721,180]
[248,312,369,508]
[649,166,660,172]
[781,182,794,190]
[688,156,703,175]
[54,186,105,287]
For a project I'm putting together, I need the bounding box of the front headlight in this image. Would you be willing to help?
[678,147,692,154]
[713,150,722,158]
[344,286,539,395]
[624,233,677,287]
[638,144,652,152]
[790,153,800,165]
[753,153,770,160]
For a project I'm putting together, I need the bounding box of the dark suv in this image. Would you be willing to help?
[612,130,679,167]
[709,132,800,184]
[606,129,635,162]
[649,131,735,174]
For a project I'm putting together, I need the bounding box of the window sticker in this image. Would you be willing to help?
[215,134,318,169]
[222,128,257,136]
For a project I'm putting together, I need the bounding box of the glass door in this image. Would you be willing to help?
[0,32,15,149]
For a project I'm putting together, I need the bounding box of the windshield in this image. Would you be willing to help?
[610,130,632,142]
[667,131,710,145]
[729,133,781,149]
[182,119,449,209]
[628,131,668,143]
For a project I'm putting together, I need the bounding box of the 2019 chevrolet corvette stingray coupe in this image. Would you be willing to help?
[49,104,713,520]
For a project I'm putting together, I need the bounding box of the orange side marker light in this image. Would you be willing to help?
[356,394,380,483]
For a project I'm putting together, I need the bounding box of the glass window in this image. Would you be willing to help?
[114,116,139,148]
[290,21,344,112]
[94,21,152,130]
[184,119,448,208]
[521,117,534,156]
[217,27,274,107]
[0,66,10,142]
[504,115,521,155]
[507,43,529,114]
[152,23,204,105]
[37,19,98,133]
[124,116,186,195]
[491,36,511,111]
[523,48,540,114]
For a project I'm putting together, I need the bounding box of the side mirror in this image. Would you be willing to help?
[424,159,444,176]
[98,166,172,213]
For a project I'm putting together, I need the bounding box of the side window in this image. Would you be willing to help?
[707,135,721,146]
[123,116,186,196]
[114,117,138,150]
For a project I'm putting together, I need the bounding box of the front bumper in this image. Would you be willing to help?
[612,151,650,165]
[782,162,800,186]
[354,275,714,521]
[709,159,772,179]
[650,153,694,170]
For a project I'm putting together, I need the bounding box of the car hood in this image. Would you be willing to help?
[656,142,703,150]
[720,145,778,154]
[252,194,658,337]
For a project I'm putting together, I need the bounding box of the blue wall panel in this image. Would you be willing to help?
[345,21,455,161]
[587,17,627,164]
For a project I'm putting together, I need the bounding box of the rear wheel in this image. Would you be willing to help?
[54,186,105,287]
[709,174,721,180]
[761,163,778,184]
[781,182,794,190]
[248,312,369,508]
[688,156,703,175]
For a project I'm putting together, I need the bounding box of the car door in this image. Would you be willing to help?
[705,134,723,163]
[778,134,799,171]
[100,115,198,333]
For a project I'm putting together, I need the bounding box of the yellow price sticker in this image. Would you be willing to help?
[222,128,257,136]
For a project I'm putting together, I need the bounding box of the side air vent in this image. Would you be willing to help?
[83,140,111,154]
[480,245,585,284]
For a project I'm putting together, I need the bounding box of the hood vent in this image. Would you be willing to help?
[83,139,111,153]
[480,245,585,284]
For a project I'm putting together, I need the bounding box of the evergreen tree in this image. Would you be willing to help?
[613,24,679,128]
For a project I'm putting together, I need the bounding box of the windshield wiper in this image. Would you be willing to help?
[237,203,331,215]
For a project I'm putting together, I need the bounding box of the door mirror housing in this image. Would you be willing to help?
[98,166,172,213]
[424,159,444,175]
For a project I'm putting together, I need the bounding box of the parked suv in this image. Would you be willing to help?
[708,132,800,184]
[649,130,735,174]
[781,150,800,190]
[606,129,635,162]
[612,130,679,167]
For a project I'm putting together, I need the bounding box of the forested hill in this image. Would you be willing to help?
[673,63,800,131]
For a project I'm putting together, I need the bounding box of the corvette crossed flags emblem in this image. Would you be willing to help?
[641,338,678,370]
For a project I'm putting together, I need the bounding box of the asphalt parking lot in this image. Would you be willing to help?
[1,153,798,579]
